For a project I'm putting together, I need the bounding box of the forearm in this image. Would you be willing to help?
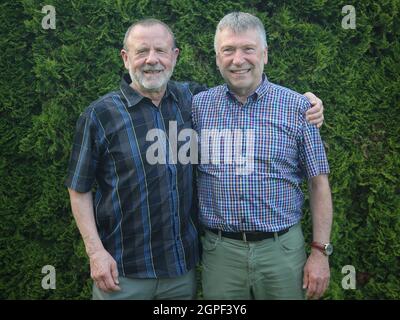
[68,188,104,257]
[309,175,333,244]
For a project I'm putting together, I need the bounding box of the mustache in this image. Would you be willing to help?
[142,65,164,72]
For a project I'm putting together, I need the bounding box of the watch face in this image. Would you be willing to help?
[325,244,333,256]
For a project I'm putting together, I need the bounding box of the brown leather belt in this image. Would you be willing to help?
[206,227,289,242]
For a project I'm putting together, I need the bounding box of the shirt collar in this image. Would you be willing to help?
[165,81,179,102]
[120,74,178,108]
[254,74,271,100]
[224,74,271,102]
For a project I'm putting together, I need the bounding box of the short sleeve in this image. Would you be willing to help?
[298,101,330,179]
[65,110,99,192]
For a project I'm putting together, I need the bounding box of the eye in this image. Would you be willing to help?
[244,47,255,53]
[136,49,148,55]
[222,47,234,54]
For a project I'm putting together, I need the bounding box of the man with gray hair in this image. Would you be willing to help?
[66,19,204,300]
[66,17,325,299]
[193,12,333,300]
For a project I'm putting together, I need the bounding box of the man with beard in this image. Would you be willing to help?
[65,18,325,299]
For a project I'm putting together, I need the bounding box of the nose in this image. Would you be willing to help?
[232,50,245,66]
[145,49,158,65]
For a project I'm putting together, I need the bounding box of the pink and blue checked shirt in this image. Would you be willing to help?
[192,75,330,232]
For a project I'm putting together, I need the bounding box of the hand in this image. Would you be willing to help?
[303,249,330,299]
[304,92,324,128]
[89,249,121,293]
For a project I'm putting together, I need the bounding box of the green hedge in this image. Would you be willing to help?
[1,0,399,299]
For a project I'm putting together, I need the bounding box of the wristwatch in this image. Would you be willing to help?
[311,241,333,256]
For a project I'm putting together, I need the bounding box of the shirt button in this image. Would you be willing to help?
[239,195,245,201]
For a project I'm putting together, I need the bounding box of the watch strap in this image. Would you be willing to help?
[311,241,326,254]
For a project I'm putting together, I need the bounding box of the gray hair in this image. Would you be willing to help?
[123,18,177,50]
[214,12,267,52]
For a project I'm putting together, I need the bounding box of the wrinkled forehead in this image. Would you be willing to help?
[127,24,175,49]
[216,27,263,47]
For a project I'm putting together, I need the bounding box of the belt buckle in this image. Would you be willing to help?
[242,232,247,242]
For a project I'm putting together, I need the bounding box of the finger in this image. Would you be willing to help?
[317,276,330,299]
[308,116,323,125]
[111,262,120,285]
[314,279,324,299]
[309,115,324,128]
[103,271,121,292]
[303,92,317,103]
[97,280,111,293]
[320,277,330,298]
[306,278,317,299]
[306,100,317,107]
[307,110,323,120]
[313,279,324,300]
[306,99,323,116]
[303,269,309,291]
[308,117,323,128]
[306,105,321,117]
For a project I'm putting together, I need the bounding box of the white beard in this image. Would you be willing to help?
[129,65,173,91]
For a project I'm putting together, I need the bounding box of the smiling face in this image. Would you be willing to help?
[215,28,268,98]
[121,24,179,94]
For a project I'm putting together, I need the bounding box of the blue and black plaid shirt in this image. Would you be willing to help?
[66,74,205,278]
[192,75,330,232]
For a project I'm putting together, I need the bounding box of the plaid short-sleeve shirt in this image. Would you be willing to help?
[66,74,205,278]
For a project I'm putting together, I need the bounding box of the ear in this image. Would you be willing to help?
[172,47,180,65]
[121,49,129,69]
[215,52,221,69]
[263,46,268,65]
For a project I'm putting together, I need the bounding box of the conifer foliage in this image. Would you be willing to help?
[1,0,399,299]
